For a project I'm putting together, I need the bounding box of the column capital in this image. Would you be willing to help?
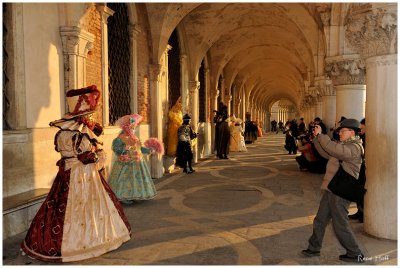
[189,80,200,93]
[314,76,335,96]
[148,64,162,82]
[60,26,95,57]
[179,54,187,63]
[317,4,331,27]
[128,23,141,39]
[345,3,397,59]
[96,5,115,24]
[325,55,365,86]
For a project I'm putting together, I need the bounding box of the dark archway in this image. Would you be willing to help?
[168,29,181,109]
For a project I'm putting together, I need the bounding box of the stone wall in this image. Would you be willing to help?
[85,5,103,124]
[136,4,151,124]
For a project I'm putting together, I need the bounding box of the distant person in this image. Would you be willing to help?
[176,114,198,173]
[298,118,306,135]
[214,102,230,159]
[314,117,327,134]
[256,118,263,137]
[230,116,246,152]
[271,119,277,132]
[284,121,297,154]
[245,119,258,144]
[277,121,284,133]
[166,97,183,157]
[296,135,317,171]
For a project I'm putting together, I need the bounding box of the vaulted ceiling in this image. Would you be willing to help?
[145,3,329,111]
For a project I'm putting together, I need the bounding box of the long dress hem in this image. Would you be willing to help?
[21,234,131,263]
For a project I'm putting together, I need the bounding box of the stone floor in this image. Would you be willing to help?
[3,133,397,265]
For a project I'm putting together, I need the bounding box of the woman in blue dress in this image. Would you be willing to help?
[108,114,160,203]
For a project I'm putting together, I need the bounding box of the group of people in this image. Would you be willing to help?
[214,103,257,158]
[166,97,198,174]
[21,86,162,262]
[271,119,285,133]
[20,86,367,263]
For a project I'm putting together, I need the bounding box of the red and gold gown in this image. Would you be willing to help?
[21,120,131,262]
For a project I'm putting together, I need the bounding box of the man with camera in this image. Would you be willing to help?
[301,119,365,262]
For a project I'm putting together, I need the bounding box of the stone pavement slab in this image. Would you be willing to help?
[2,133,397,265]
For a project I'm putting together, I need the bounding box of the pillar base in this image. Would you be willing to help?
[150,154,164,179]
[163,156,176,174]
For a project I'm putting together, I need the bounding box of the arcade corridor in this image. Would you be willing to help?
[3,133,396,265]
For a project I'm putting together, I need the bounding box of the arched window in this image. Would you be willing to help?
[107,3,131,125]
[168,29,181,109]
[3,3,11,130]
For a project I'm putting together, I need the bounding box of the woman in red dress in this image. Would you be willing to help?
[21,86,131,262]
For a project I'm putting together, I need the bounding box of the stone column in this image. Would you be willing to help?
[265,112,271,132]
[345,3,397,240]
[148,64,164,178]
[235,98,241,118]
[7,4,26,129]
[96,5,114,126]
[189,80,200,162]
[220,77,225,104]
[128,24,141,114]
[227,95,233,116]
[203,68,212,157]
[315,76,336,132]
[211,89,220,155]
[180,54,189,113]
[325,55,366,121]
[60,26,94,91]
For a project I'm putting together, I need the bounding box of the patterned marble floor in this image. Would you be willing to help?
[3,133,397,265]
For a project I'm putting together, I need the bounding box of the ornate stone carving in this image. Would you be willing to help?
[179,54,187,64]
[60,26,94,90]
[325,57,366,85]
[96,5,115,24]
[189,80,200,94]
[345,3,397,59]
[60,26,94,56]
[321,12,331,26]
[148,64,162,82]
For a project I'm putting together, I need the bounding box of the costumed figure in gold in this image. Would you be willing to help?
[166,97,183,157]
